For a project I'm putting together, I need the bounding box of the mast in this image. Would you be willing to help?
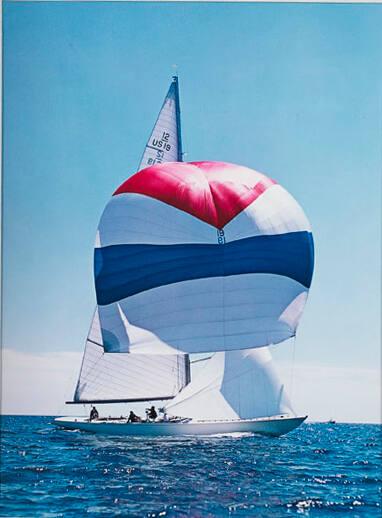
[173,75,183,161]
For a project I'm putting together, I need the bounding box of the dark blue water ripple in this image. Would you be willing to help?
[1,416,381,517]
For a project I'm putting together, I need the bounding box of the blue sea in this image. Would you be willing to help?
[0,417,381,517]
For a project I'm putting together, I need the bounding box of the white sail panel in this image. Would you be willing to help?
[96,193,216,248]
[98,274,307,355]
[73,310,190,403]
[223,184,312,243]
[166,348,293,420]
[138,76,181,171]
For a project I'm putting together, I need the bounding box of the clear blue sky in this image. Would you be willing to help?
[3,2,381,374]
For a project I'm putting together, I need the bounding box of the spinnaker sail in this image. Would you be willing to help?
[95,161,314,355]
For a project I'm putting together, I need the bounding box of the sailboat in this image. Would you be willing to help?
[55,76,314,437]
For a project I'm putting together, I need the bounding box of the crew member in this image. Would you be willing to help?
[148,406,158,421]
[89,406,99,421]
[127,410,140,423]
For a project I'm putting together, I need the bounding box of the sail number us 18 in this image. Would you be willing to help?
[147,131,172,166]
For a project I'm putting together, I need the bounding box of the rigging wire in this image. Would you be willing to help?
[289,334,297,403]
[190,355,213,364]
[174,67,188,163]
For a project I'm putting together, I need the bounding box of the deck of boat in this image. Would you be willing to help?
[54,415,307,437]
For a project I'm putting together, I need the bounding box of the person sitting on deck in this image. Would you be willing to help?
[147,406,158,421]
[89,406,99,421]
[127,411,140,423]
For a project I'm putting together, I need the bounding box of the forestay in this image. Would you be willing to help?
[73,309,190,403]
[166,348,294,421]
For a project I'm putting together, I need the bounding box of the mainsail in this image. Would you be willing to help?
[72,309,190,404]
[71,77,187,404]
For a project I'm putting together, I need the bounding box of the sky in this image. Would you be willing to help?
[2,2,381,420]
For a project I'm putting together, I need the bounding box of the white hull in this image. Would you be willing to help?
[54,415,306,437]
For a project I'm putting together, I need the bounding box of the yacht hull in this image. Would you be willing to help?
[54,415,306,437]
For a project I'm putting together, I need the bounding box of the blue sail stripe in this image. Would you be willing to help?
[95,231,314,306]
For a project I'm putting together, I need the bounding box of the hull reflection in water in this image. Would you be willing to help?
[54,415,307,437]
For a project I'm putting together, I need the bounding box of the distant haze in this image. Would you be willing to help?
[1,348,380,424]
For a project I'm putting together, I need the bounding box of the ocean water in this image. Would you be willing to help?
[0,417,381,517]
